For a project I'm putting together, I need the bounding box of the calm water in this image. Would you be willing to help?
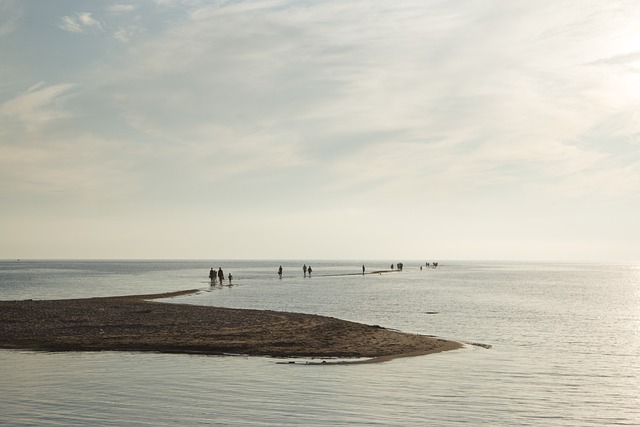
[1,260,639,426]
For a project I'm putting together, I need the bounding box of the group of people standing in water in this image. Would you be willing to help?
[209,267,232,285]
[210,261,440,284]
[301,264,312,278]
[278,264,313,279]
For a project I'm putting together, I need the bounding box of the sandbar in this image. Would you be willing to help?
[0,290,462,363]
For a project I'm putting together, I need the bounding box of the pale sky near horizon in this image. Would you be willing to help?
[1,0,639,261]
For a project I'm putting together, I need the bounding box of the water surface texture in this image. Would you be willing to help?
[1,260,638,426]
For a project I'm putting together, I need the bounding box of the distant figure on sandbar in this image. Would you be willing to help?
[362,265,365,275]
[228,273,233,285]
[278,265,283,279]
[426,262,430,267]
[218,267,224,284]
[391,264,394,270]
[209,268,216,285]
[303,264,307,277]
[420,266,423,271]
[307,265,312,277]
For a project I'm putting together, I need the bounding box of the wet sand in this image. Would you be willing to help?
[0,290,461,363]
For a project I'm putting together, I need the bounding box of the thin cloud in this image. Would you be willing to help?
[3,0,640,260]
[0,0,23,36]
[0,134,139,200]
[113,25,145,43]
[58,12,103,33]
[108,4,138,13]
[95,0,640,201]
[0,82,76,130]
[588,51,640,66]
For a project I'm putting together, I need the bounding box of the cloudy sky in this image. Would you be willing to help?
[1,0,639,261]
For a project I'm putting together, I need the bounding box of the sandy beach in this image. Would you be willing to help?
[0,289,461,363]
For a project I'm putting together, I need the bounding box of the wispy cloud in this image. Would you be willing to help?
[59,12,103,33]
[0,82,76,130]
[92,0,640,201]
[589,51,640,66]
[0,0,23,36]
[108,4,138,14]
[113,25,145,43]
[0,134,138,200]
[3,0,640,259]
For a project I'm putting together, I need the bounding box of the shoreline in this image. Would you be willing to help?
[0,289,462,363]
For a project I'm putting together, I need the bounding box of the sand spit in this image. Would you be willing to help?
[0,290,462,363]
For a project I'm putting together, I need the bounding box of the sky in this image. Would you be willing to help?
[1,0,640,261]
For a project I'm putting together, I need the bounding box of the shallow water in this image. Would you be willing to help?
[1,260,639,426]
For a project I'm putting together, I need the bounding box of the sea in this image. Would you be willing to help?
[0,260,638,426]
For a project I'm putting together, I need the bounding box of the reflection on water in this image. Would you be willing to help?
[0,349,509,426]
[1,260,639,426]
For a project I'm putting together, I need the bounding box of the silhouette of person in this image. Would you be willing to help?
[218,267,224,284]
[303,264,307,278]
[209,268,215,285]
[278,265,283,279]
[228,273,232,284]
[362,265,365,275]
[307,265,312,277]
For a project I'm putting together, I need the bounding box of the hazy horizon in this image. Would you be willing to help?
[1,258,636,265]
[2,1,639,262]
